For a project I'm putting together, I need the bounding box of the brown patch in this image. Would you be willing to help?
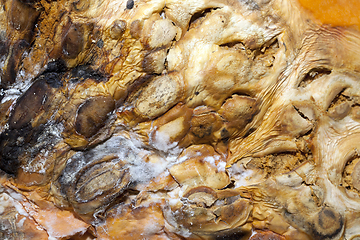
[72,0,90,12]
[188,111,223,145]
[9,79,52,129]
[75,96,115,138]
[0,100,13,126]
[130,20,143,39]
[191,114,215,138]
[249,230,285,240]
[247,151,313,177]
[1,40,30,87]
[75,159,129,202]
[9,0,40,32]
[142,49,167,74]
[312,207,343,239]
[109,20,126,39]
[62,23,85,59]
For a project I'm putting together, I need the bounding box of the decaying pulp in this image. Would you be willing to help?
[1,0,360,239]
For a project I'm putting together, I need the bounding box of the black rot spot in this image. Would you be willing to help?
[126,0,134,9]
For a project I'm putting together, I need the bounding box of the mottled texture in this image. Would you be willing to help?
[0,0,360,239]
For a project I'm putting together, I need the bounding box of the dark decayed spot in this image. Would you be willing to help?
[62,24,84,59]
[109,20,126,39]
[70,65,105,83]
[7,61,65,128]
[44,59,67,74]
[1,40,30,88]
[1,0,40,88]
[213,229,248,240]
[126,0,134,9]
[18,0,41,5]
[96,39,104,48]
[243,127,256,138]
[0,124,44,175]
[0,40,8,56]
[44,72,64,88]
[1,53,17,88]
[58,140,131,216]
[0,128,23,175]
[0,90,4,102]
[10,0,40,33]
[312,207,343,239]
[75,96,115,138]
[191,115,215,138]
[0,68,65,175]
[192,124,212,138]
[72,0,90,12]
[130,20,142,39]
[221,128,230,143]
[8,77,56,129]
[0,121,62,176]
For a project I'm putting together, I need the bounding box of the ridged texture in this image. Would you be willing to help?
[0,0,360,239]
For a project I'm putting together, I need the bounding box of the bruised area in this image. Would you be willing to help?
[0,0,41,88]
[0,67,65,175]
[8,75,62,129]
[75,96,115,138]
[59,153,130,218]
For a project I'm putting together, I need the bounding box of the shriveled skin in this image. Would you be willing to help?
[0,0,360,239]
